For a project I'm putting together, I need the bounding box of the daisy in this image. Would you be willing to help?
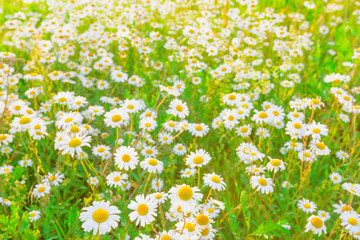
[43,172,65,186]
[305,215,327,236]
[188,123,209,137]
[141,145,158,158]
[0,197,12,206]
[158,131,173,145]
[92,145,111,159]
[150,192,168,205]
[0,165,13,175]
[250,175,274,194]
[285,121,307,139]
[173,143,187,155]
[10,116,36,133]
[245,165,266,176]
[340,211,360,234]
[310,140,330,156]
[168,184,203,213]
[140,158,164,174]
[236,124,252,137]
[266,157,286,173]
[282,181,292,188]
[333,200,353,214]
[89,177,99,186]
[203,173,226,191]
[168,99,189,119]
[181,168,197,178]
[106,172,127,188]
[251,109,273,124]
[342,183,360,197]
[297,198,317,213]
[33,183,51,198]
[58,133,91,157]
[163,120,178,133]
[79,201,121,235]
[28,210,41,222]
[128,194,157,227]
[114,146,139,171]
[139,117,157,132]
[158,230,177,240]
[185,149,212,168]
[122,99,144,114]
[336,150,349,160]
[104,108,130,128]
[318,210,331,221]
[18,159,33,167]
[151,178,164,191]
[329,172,342,184]
[0,134,14,145]
[306,121,328,140]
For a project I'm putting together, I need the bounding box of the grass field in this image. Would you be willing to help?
[0,0,359,239]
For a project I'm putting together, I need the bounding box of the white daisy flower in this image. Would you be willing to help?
[128,194,157,227]
[79,201,121,235]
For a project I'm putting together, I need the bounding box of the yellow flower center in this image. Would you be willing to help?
[49,176,57,181]
[122,154,131,162]
[178,186,193,201]
[240,127,248,133]
[348,218,358,226]
[145,123,151,128]
[137,203,149,216]
[184,222,195,232]
[342,206,352,212]
[69,138,82,148]
[64,118,73,123]
[176,105,183,112]
[70,126,80,133]
[304,203,311,209]
[258,112,268,118]
[113,176,121,182]
[311,99,320,105]
[112,115,122,122]
[148,159,158,166]
[196,214,209,226]
[201,227,210,236]
[271,159,281,167]
[92,208,109,223]
[193,156,204,164]
[0,135,7,141]
[19,117,31,125]
[58,97,67,102]
[228,94,236,100]
[211,176,221,183]
[258,178,267,186]
[195,125,203,131]
[38,187,46,193]
[293,123,302,129]
[316,142,325,150]
[29,212,36,217]
[311,217,323,228]
[312,128,320,133]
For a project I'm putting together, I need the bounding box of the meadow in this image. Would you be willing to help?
[0,0,359,239]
